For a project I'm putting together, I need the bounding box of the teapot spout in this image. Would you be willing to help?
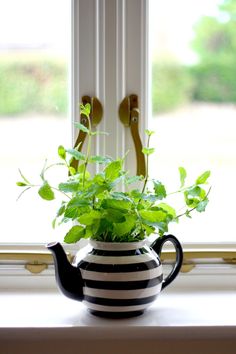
[47,242,84,301]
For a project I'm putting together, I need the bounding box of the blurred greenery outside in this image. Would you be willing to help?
[0,54,68,116]
[0,0,236,116]
[152,0,236,113]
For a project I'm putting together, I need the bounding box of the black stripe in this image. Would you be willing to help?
[89,309,144,318]
[91,249,149,256]
[84,275,163,290]
[79,259,160,273]
[84,294,158,307]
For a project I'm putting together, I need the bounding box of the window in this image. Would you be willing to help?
[149,0,236,243]
[0,0,71,244]
[0,0,235,283]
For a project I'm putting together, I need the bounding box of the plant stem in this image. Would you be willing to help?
[82,115,92,188]
[167,184,194,196]
[51,186,71,200]
[141,135,151,194]
[16,186,32,201]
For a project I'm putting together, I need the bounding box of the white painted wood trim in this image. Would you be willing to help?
[72,0,149,174]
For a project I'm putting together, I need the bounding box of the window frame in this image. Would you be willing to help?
[0,0,236,285]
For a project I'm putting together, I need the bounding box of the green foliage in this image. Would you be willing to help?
[38,181,55,201]
[153,180,167,200]
[191,0,236,103]
[0,55,67,116]
[17,104,211,243]
[179,167,187,188]
[152,60,194,114]
[190,59,236,102]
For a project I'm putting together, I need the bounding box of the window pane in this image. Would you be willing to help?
[0,0,70,243]
[149,0,236,242]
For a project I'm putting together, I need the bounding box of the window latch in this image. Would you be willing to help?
[119,94,146,176]
[70,95,103,171]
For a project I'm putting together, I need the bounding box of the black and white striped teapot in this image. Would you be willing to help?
[48,234,183,318]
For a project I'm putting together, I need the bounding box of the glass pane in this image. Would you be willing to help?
[0,0,70,243]
[149,0,236,243]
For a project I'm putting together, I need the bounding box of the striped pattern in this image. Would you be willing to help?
[78,241,163,317]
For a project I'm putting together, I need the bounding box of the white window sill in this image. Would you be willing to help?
[0,277,236,354]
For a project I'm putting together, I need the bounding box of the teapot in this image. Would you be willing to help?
[48,234,183,318]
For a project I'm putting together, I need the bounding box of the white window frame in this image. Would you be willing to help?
[72,0,148,172]
[1,0,236,287]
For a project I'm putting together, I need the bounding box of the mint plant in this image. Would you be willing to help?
[17,103,211,243]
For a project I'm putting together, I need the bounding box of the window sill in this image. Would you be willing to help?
[0,280,236,354]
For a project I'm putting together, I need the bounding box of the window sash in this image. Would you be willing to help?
[0,0,235,277]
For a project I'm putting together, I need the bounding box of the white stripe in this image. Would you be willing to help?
[89,240,146,250]
[83,253,157,264]
[83,301,150,313]
[83,284,162,299]
[81,266,162,281]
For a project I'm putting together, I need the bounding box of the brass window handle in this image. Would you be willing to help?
[119,94,146,176]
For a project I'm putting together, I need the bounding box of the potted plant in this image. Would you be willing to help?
[17,103,210,318]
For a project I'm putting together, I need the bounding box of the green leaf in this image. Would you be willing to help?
[113,215,136,236]
[196,171,211,184]
[90,131,109,136]
[77,163,86,173]
[69,166,76,175]
[67,197,91,208]
[64,225,85,244]
[56,202,66,217]
[58,181,80,193]
[196,199,209,212]
[102,198,132,211]
[58,145,66,160]
[145,129,155,136]
[105,209,126,223]
[185,210,192,218]
[38,182,55,201]
[85,227,93,238]
[64,206,79,219]
[75,165,90,180]
[153,180,167,200]
[67,148,85,161]
[142,147,155,155]
[79,103,91,117]
[104,160,122,181]
[110,192,131,202]
[143,194,159,203]
[16,181,28,187]
[129,189,143,201]
[156,221,169,235]
[142,223,155,236]
[79,210,102,225]
[157,203,176,219]
[187,186,202,197]
[179,167,187,188]
[74,122,89,133]
[89,155,111,164]
[93,173,105,184]
[139,209,167,223]
[125,175,143,185]
[52,218,57,229]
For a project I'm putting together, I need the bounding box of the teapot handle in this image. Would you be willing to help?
[151,234,183,291]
